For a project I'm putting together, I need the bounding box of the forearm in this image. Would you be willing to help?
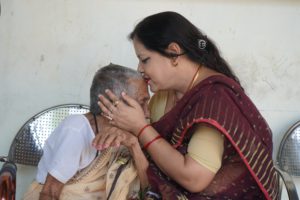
[139,129,185,180]
[39,174,64,200]
[138,127,214,192]
[128,140,149,189]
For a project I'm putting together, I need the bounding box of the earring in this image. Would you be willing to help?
[171,57,178,67]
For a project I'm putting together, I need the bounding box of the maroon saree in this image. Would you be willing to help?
[146,75,279,200]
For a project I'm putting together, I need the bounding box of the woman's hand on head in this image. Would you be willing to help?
[98,89,148,134]
[92,126,138,150]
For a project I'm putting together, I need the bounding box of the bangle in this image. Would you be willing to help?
[137,124,151,138]
[143,135,162,150]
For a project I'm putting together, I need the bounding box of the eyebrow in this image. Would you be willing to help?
[137,53,147,59]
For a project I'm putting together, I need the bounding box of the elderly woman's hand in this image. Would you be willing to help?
[92,126,139,150]
[98,89,148,135]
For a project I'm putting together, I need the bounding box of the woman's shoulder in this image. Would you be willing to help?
[61,114,88,126]
[189,75,243,101]
[201,75,241,90]
[54,114,91,135]
[46,115,91,147]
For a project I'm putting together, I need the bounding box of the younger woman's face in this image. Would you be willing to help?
[133,38,175,93]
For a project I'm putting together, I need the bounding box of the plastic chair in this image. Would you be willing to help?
[277,120,300,200]
[0,104,89,199]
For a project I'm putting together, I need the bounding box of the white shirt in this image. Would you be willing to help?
[36,114,98,184]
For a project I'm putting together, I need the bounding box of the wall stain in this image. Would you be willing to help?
[40,54,45,62]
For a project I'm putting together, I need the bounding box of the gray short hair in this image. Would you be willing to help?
[90,63,142,115]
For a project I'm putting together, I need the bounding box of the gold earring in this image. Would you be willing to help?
[172,57,178,67]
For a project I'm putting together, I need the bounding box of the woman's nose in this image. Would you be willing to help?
[137,64,144,73]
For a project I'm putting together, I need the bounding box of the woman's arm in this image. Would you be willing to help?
[98,91,222,193]
[39,174,64,200]
[127,138,149,189]
[138,126,217,193]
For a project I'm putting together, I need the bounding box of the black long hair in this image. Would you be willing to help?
[129,11,240,84]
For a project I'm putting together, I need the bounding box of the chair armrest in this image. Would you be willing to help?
[0,162,17,200]
[275,166,299,200]
[0,156,7,162]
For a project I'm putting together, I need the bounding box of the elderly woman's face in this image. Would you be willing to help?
[128,78,150,119]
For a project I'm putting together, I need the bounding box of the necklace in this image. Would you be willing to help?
[93,114,99,134]
[172,65,201,106]
[93,114,100,157]
[186,65,201,93]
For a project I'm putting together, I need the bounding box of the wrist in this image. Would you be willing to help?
[128,138,143,155]
[134,122,149,136]
[39,192,59,200]
[127,136,139,148]
[129,140,139,151]
[137,124,152,139]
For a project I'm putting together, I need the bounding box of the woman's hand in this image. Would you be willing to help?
[92,126,139,150]
[98,89,148,135]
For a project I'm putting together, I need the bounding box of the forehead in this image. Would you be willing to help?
[127,78,149,100]
[133,38,151,56]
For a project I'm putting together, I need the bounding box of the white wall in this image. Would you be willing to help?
[0,0,299,199]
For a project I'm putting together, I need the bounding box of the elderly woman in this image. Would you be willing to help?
[23,64,150,200]
[96,12,279,200]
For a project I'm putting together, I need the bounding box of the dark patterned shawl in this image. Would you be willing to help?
[146,75,279,200]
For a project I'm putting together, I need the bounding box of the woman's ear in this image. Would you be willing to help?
[167,42,182,57]
[167,42,183,67]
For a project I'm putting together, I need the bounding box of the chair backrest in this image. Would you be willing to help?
[277,120,300,176]
[277,120,300,200]
[275,166,299,200]
[7,104,89,166]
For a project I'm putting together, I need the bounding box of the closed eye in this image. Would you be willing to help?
[141,57,150,64]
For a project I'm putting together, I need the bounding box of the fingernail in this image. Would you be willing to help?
[97,145,103,150]
[121,92,126,96]
[105,89,109,93]
[103,144,109,148]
